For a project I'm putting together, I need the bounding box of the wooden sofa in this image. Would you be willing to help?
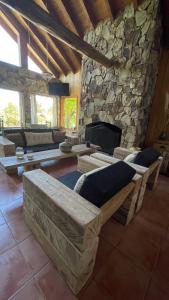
[23,168,141,294]
[79,149,163,214]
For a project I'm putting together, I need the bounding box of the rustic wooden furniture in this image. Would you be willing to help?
[23,168,141,294]
[113,146,163,190]
[154,140,169,175]
[77,155,143,223]
[0,136,15,157]
[0,144,94,175]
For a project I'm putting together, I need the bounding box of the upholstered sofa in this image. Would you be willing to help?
[23,162,142,294]
[2,128,65,156]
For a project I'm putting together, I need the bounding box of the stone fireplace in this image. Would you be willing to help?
[79,0,161,148]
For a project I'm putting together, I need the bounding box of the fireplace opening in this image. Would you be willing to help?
[85,121,122,154]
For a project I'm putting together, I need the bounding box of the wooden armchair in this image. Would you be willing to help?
[23,168,141,294]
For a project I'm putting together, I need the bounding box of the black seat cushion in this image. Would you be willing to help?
[24,143,60,153]
[133,148,160,167]
[57,171,82,190]
[79,161,136,208]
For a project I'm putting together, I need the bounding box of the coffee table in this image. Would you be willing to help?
[0,144,96,175]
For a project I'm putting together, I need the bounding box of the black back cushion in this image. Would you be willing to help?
[79,161,136,208]
[134,148,160,167]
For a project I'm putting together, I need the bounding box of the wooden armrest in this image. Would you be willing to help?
[0,136,15,157]
[23,169,102,251]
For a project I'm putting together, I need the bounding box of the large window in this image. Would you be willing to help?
[0,25,20,66]
[28,57,42,73]
[0,88,21,127]
[31,95,59,127]
[61,97,78,129]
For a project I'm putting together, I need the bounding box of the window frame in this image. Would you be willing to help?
[60,96,79,130]
[31,94,60,128]
[0,88,22,128]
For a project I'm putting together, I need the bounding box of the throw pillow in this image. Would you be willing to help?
[133,148,160,167]
[6,133,25,147]
[74,166,106,193]
[76,161,136,208]
[124,152,139,163]
[24,132,54,146]
[53,130,66,143]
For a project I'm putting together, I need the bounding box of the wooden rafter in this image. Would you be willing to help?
[28,23,69,75]
[0,0,114,68]
[0,12,47,72]
[81,0,97,28]
[12,10,61,77]
[0,6,59,77]
[41,0,81,73]
[61,0,84,37]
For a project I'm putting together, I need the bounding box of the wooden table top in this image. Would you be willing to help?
[0,144,93,170]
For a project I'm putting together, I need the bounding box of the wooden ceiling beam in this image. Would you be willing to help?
[0,0,114,68]
[61,0,84,37]
[0,13,47,72]
[28,23,68,75]
[0,6,59,77]
[81,0,97,28]
[41,0,81,73]
[0,13,17,41]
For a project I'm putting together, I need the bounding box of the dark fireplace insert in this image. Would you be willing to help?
[85,121,122,154]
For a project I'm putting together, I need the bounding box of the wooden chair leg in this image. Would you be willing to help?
[148,162,162,190]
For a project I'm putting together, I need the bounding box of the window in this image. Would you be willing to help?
[0,25,20,66]
[28,57,42,73]
[31,95,59,127]
[0,88,21,127]
[61,97,78,129]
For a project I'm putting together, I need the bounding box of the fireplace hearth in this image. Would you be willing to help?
[85,121,122,154]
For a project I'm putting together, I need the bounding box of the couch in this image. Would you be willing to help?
[2,128,65,156]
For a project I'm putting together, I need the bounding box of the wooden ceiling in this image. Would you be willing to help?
[0,0,168,78]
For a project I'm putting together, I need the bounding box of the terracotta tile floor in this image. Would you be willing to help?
[0,157,169,299]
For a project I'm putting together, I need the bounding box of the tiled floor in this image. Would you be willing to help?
[0,158,169,299]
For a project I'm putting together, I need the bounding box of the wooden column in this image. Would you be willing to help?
[18,31,28,68]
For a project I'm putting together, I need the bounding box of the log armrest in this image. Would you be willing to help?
[23,169,102,294]
[23,169,139,293]
[23,169,102,252]
[0,136,15,157]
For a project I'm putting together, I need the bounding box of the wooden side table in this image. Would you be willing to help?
[153,140,169,175]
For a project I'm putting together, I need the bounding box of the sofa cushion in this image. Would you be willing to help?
[53,130,66,143]
[133,148,160,167]
[6,133,25,147]
[24,143,59,153]
[25,132,54,146]
[76,161,136,208]
[58,171,82,190]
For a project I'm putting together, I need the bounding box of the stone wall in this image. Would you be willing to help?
[80,0,161,148]
[0,61,53,124]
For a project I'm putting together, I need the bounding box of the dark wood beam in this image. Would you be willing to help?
[82,0,97,28]
[28,23,68,75]
[162,0,169,48]
[41,0,81,73]
[61,0,84,37]
[0,6,60,77]
[0,0,114,68]
[0,13,17,40]
[18,30,28,68]
[0,12,47,72]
